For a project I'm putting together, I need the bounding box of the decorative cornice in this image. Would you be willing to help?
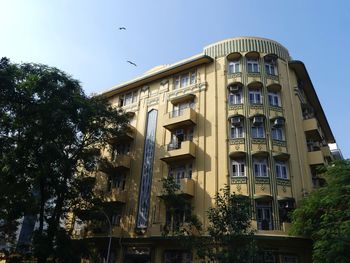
[167,82,207,101]
[122,102,139,112]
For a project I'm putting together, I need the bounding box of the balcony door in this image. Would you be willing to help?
[256,201,273,230]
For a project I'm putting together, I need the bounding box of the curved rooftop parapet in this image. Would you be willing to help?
[204,37,290,61]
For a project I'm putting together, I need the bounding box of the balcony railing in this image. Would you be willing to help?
[163,107,197,130]
[160,141,196,163]
[256,219,281,231]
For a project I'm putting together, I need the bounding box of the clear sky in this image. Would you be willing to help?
[1,0,349,158]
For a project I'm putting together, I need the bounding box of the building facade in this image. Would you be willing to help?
[75,37,336,262]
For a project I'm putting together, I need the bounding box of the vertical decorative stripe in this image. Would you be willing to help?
[136,109,158,229]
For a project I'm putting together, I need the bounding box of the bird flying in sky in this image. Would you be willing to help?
[119,27,126,30]
[127,61,137,66]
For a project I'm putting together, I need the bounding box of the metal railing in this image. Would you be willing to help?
[167,141,181,151]
[169,105,194,118]
[257,219,281,231]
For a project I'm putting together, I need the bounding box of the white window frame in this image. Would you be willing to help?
[169,163,192,184]
[231,160,246,177]
[268,92,281,107]
[120,90,138,106]
[172,100,195,117]
[228,89,243,104]
[275,161,288,179]
[247,58,259,73]
[231,125,244,139]
[249,89,262,104]
[228,60,240,74]
[251,124,265,138]
[265,58,277,76]
[271,126,284,141]
[174,70,197,89]
[253,158,268,177]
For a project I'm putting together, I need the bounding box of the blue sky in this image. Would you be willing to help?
[1,0,349,158]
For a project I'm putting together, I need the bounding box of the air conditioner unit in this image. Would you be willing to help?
[252,116,264,126]
[231,116,241,126]
[229,85,240,93]
[273,118,285,127]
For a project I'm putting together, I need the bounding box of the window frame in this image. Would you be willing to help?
[228,60,240,74]
[247,58,260,73]
[268,91,281,107]
[231,159,246,177]
[119,90,138,107]
[168,163,193,184]
[249,89,262,104]
[275,161,288,179]
[174,70,197,89]
[264,57,278,76]
[271,126,284,141]
[228,85,243,105]
[253,158,268,177]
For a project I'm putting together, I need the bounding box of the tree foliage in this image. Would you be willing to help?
[0,58,129,262]
[160,177,202,236]
[195,185,259,263]
[291,160,350,263]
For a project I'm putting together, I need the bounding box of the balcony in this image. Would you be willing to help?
[104,188,127,203]
[108,125,136,144]
[159,178,195,198]
[99,155,131,173]
[228,138,246,157]
[303,118,322,140]
[307,150,325,165]
[178,178,195,197]
[321,145,332,158]
[80,225,124,238]
[160,141,196,163]
[163,107,197,130]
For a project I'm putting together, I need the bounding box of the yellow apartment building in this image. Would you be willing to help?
[74,37,336,263]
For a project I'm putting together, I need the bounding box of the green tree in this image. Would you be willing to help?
[291,160,350,263]
[195,186,259,263]
[161,176,202,236]
[0,58,130,262]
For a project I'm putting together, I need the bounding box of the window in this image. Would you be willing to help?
[107,174,126,191]
[169,128,193,150]
[271,126,284,141]
[228,85,243,104]
[174,70,196,89]
[231,125,244,139]
[165,205,191,233]
[112,143,131,158]
[168,163,192,184]
[172,100,195,117]
[111,214,122,226]
[251,126,265,138]
[256,201,273,230]
[275,161,288,179]
[247,58,259,73]
[231,160,246,177]
[249,89,262,104]
[251,118,265,139]
[279,200,294,223]
[228,60,240,74]
[265,57,277,76]
[253,158,268,177]
[268,92,281,107]
[119,91,137,106]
